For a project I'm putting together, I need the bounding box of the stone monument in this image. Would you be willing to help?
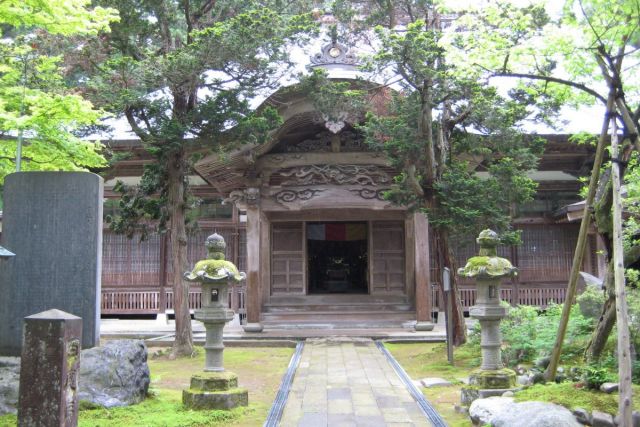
[0,172,103,355]
[18,309,82,427]
[182,233,248,410]
[458,229,518,405]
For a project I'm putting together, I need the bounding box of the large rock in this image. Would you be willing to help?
[491,401,581,427]
[0,357,20,415]
[469,396,514,425]
[78,340,150,408]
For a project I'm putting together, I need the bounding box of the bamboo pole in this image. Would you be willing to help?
[545,92,615,381]
[610,118,633,425]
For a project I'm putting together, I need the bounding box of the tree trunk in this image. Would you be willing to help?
[585,263,615,362]
[167,151,193,357]
[436,228,467,346]
[544,91,615,381]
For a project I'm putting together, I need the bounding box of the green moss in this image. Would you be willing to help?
[458,256,516,278]
[384,342,478,381]
[79,390,242,426]
[77,346,293,427]
[0,414,16,427]
[185,259,243,282]
[514,383,640,414]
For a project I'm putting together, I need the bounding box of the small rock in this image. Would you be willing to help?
[454,404,468,414]
[517,375,530,386]
[535,356,551,369]
[419,377,452,388]
[557,366,565,374]
[492,401,581,427]
[599,382,619,393]
[633,411,640,427]
[516,365,527,375]
[531,371,545,384]
[573,407,592,425]
[592,410,615,427]
[0,357,20,415]
[469,396,514,425]
[502,391,514,397]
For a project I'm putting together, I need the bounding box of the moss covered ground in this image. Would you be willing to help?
[514,382,640,414]
[384,342,639,426]
[0,346,293,427]
[384,342,479,427]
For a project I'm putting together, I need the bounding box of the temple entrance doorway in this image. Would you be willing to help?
[306,222,368,294]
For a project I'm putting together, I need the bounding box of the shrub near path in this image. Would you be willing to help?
[0,346,294,427]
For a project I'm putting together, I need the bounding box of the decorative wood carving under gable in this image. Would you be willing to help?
[272,130,368,154]
[278,164,392,186]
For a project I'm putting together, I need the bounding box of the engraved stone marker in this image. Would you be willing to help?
[18,309,82,427]
[0,172,103,355]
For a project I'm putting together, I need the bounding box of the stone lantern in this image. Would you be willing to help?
[182,233,248,410]
[458,229,518,405]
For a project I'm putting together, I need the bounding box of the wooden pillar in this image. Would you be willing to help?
[414,212,434,331]
[243,201,263,332]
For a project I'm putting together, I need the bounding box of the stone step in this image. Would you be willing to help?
[263,303,412,313]
[261,311,416,329]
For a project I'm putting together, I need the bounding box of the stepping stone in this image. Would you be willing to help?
[419,377,452,387]
[600,382,619,393]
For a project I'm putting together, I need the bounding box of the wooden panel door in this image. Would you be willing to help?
[371,220,406,294]
[271,222,305,295]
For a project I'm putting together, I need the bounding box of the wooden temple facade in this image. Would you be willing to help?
[100,75,602,330]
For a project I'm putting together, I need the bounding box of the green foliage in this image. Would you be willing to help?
[627,287,640,358]
[0,0,118,182]
[576,285,606,320]
[85,0,316,238]
[472,303,594,366]
[583,363,616,390]
[331,2,549,240]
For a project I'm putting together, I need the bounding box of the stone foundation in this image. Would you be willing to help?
[461,368,518,406]
[182,371,248,410]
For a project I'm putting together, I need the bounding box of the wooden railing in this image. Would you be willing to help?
[431,283,567,311]
[101,284,247,319]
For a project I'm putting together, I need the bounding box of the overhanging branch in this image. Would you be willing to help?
[490,71,607,105]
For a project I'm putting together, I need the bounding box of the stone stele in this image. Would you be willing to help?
[18,309,82,427]
[182,233,248,410]
[0,172,103,355]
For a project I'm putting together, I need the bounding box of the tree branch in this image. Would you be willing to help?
[489,71,607,104]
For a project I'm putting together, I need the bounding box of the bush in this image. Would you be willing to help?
[627,286,640,358]
[498,303,593,366]
[577,285,605,320]
[583,363,616,390]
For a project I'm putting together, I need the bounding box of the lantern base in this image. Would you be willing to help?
[460,368,518,405]
[182,371,248,410]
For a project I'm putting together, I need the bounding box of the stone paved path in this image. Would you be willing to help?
[279,337,433,427]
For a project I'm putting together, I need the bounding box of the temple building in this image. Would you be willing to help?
[99,40,603,331]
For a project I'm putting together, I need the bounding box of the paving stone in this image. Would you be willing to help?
[328,399,353,414]
[279,337,439,426]
[381,407,413,423]
[296,412,328,427]
[328,388,351,400]
[354,415,387,426]
[354,405,382,417]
